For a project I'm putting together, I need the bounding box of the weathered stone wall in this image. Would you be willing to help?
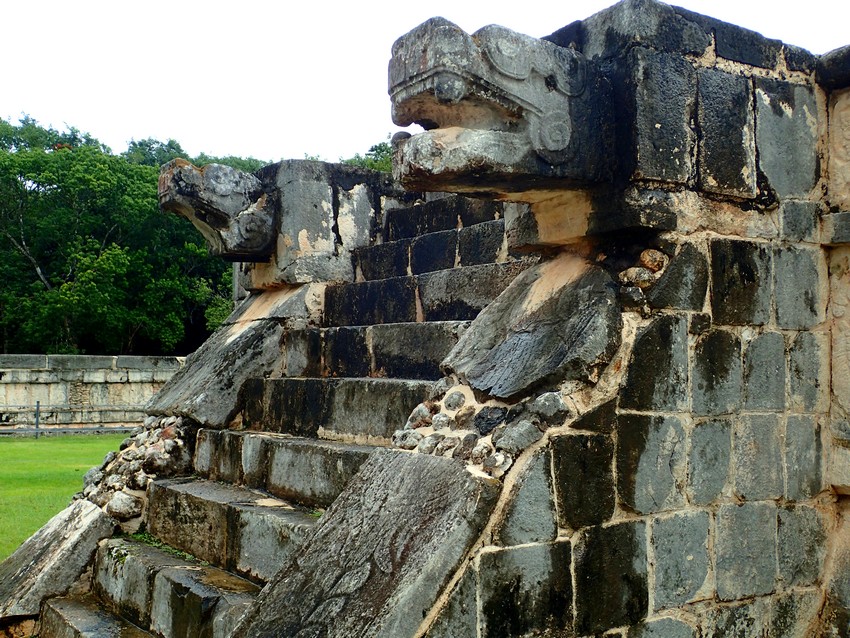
[0,355,183,430]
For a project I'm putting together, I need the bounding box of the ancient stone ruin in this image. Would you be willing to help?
[3,0,850,635]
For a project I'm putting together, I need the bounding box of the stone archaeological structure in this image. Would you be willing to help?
[2,0,850,636]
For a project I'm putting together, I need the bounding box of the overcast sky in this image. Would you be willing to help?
[2,1,845,163]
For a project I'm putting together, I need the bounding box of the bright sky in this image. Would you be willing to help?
[2,1,845,163]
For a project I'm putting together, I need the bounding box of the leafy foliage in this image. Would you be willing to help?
[341,140,392,172]
[0,117,233,355]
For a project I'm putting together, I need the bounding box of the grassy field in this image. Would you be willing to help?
[0,433,126,561]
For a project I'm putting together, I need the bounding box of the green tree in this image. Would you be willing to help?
[341,140,392,172]
[122,137,187,167]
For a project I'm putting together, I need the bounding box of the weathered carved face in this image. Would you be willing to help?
[389,18,612,194]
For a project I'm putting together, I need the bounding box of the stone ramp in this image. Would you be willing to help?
[232,449,499,637]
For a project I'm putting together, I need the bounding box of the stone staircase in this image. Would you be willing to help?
[38,195,527,637]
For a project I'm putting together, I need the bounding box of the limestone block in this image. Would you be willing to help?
[573,520,648,634]
[551,432,614,529]
[324,277,417,326]
[784,415,823,501]
[232,450,499,637]
[617,414,687,515]
[630,617,696,638]
[646,243,708,311]
[743,332,786,411]
[774,246,827,330]
[823,210,850,245]
[686,419,731,506]
[715,502,777,601]
[829,88,850,211]
[49,355,116,370]
[495,448,557,546]
[322,326,370,378]
[732,414,783,501]
[0,354,47,368]
[777,505,826,588]
[410,229,457,275]
[789,331,829,414]
[194,429,244,484]
[40,596,152,638]
[354,240,410,280]
[370,322,466,380]
[424,569,477,638]
[628,48,696,184]
[650,511,711,610]
[692,329,742,417]
[770,590,823,638]
[477,542,573,637]
[781,200,820,243]
[458,219,505,267]
[619,314,688,412]
[700,598,770,638]
[0,500,115,617]
[570,398,617,433]
[698,69,756,199]
[443,253,621,400]
[710,239,772,326]
[830,247,850,419]
[755,78,819,199]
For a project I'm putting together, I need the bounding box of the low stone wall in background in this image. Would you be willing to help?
[0,355,184,431]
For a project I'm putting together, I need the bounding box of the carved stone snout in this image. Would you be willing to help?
[159,159,276,262]
[389,18,610,193]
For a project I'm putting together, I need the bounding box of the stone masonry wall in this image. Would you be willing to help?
[0,355,183,430]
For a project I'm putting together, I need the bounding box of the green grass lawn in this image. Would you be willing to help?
[0,434,126,561]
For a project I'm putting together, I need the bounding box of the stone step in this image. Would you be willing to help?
[354,219,506,280]
[92,538,259,637]
[323,260,533,327]
[40,595,153,638]
[241,377,432,443]
[144,478,316,583]
[384,195,503,241]
[282,321,468,379]
[193,430,375,508]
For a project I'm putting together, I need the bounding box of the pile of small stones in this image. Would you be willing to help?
[77,415,193,528]
[392,382,572,478]
[616,247,670,305]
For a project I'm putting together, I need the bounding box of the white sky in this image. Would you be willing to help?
[1,1,845,163]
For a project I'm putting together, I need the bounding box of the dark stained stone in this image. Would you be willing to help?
[733,415,782,501]
[233,450,500,638]
[698,69,756,198]
[386,196,501,241]
[443,255,621,400]
[354,240,410,281]
[631,617,696,638]
[646,243,708,311]
[778,505,826,588]
[771,590,823,638]
[371,322,466,380]
[569,399,617,433]
[692,329,742,416]
[651,511,710,610]
[701,599,770,638]
[474,407,508,436]
[324,276,417,326]
[323,327,369,377]
[789,331,826,412]
[496,449,557,546]
[818,44,850,91]
[620,314,688,411]
[574,520,648,635]
[774,246,824,330]
[458,219,505,267]
[715,502,777,601]
[687,419,731,506]
[674,7,782,68]
[781,200,820,243]
[617,414,687,515]
[411,229,458,275]
[479,542,572,638]
[785,414,822,501]
[425,569,477,638]
[552,433,615,529]
[710,239,772,326]
[743,332,786,411]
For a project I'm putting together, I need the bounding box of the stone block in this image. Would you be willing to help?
[232,450,500,638]
[150,565,258,638]
[774,246,826,330]
[700,598,771,638]
[40,596,153,638]
[552,433,615,529]
[478,542,573,637]
[755,78,819,199]
[629,47,696,184]
[619,314,689,411]
[789,331,828,413]
[496,448,557,546]
[324,276,417,327]
[410,229,457,275]
[370,321,466,380]
[386,196,500,241]
[48,355,116,370]
[692,329,742,417]
[646,243,708,311]
[458,219,505,267]
[354,239,410,281]
[780,200,820,243]
[425,569,477,638]
[771,590,823,638]
[710,239,772,326]
[232,503,315,583]
[785,415,823,501]
[698,69,756,198]
[570,399,617,433]
[265,437,373,508]
[650,511,711,610]
[617,414,687,515]
[823,210,850,245]
[829,89,850,211]
[418,261,530,323]
[629,617,696,638]
[0,354,47,368]
[733,414,783,501]
[322,326,370,378]
[240,432,271,489]
[574,520,648,635]
[0,500,115,617]
[777,505,826,588]
[193,429,244,484]
[743,332,786,411]
[673,7,782,68]
[715,502,777,601]
[282,328,322,377]
[687,418,732,506]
